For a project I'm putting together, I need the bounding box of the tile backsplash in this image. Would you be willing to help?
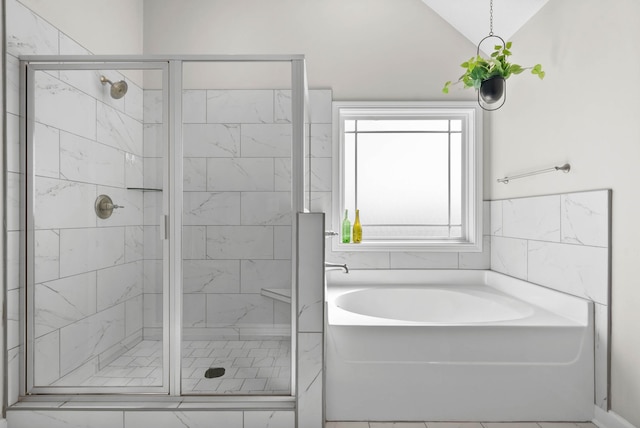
[490,189,611,410]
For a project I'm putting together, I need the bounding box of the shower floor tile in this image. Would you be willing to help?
[83,339,290,394]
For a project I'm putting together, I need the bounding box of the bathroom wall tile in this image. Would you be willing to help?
[183,123,240,157]
[326,250,391,269]
[183,158,207,191]
[60,303,126,375]
[206,226,274,260]
[528,241,609,305]
[7,289,20,350]
[143,294,163,328]
[182,225,207,259]
[207,158,274,191]
[32,122,61,178]
[502,195,560,242]
[241,192,291,226]
[59,227,125,277]
[561,190,609,247]
[274,89,292,123]
[126,295,144,337]
[7,172,21,231]
[97,102,143,156]
[183,294,207,327]
[34,272,97,337]
[274,301,292,325]
[34,330,61,386]
[458,235,491,269]
[125,152,144,188]
[390,252,459,269]
[309,89,333,123]
[124,411,241,428]
[144,191,163,225]
[274,158,292,191]
[144,157,164,190]
[144,225,163,260]
[241,260,292,293]
[183,89,207,123]
[35,229,60,283]
[7,231,21,290]
[490,236,528,280]
[144,89,163,124]
[183,260,240,294]
[97,262,143,311]
[144,124,163,157]
[274,226,292,260]
[60,131,125,187]
[125,225,144,263]
[244,410,295,428]
[595,303,609,409]
[6,113,21,173]
[59,68,125,113]
[298,214,324,333]
[143,260,163,293]
[490,200,503,236]
[241,124,292,157]
[34,176,96,229]
[35,71,97,141]
[206,294,274,326]
[125,80,144,122]
[8,411,124,428]
[207,90,273,124]
[297,332,323,428]
[183,191,241,225]
[6,0,59,56]
[6,53,21,116]
[310,123,332,157]
[310,157,332,191]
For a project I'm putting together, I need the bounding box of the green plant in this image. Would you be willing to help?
[442,41,545,94]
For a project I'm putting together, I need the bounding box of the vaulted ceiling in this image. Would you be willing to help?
[421,0,549,47]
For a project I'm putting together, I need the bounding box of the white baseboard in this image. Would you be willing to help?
[594,406,637,428]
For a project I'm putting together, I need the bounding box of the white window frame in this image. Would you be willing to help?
[331,101,483,252]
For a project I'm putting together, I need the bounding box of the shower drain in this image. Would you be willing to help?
[204,367,226,379]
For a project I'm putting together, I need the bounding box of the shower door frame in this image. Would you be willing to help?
[19,55,306,398]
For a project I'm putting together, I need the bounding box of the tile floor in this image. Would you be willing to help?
[325,423,598,428]
[80,339,291,394]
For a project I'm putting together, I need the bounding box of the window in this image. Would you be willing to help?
[332,102,483,252]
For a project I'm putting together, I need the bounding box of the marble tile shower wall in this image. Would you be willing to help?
[490,189,611,409]
[141,88,332,340]
[6,0,146,394]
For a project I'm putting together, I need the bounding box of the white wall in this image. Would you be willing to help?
[487,0,640,425]
[142,0,476,99]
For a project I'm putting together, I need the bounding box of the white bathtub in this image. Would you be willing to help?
[325,269,594,422]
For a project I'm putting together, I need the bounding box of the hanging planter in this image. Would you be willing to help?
[442,39,545,111]
[441,0,545,111]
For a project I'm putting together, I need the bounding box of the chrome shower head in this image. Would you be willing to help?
[100,75,128,99]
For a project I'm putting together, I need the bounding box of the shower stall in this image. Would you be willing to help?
[20,55,310,396]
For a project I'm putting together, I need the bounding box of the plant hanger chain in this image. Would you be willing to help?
[489,0,494,36]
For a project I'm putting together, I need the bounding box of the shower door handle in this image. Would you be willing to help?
[163,215,169,240]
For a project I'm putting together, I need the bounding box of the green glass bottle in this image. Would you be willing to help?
[352,209,362,243]
[341,210,351,243]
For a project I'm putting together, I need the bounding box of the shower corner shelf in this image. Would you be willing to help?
[261,288,291,304]
[126,187,163,192]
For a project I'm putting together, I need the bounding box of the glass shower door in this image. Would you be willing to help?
[25,62,170,393]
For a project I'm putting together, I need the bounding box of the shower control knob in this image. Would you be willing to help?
[95,194,124,219]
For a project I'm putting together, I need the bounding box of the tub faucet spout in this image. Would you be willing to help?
[325,262,349,273]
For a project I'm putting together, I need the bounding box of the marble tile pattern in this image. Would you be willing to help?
[490,189,611,410]
[6,0,147,390]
